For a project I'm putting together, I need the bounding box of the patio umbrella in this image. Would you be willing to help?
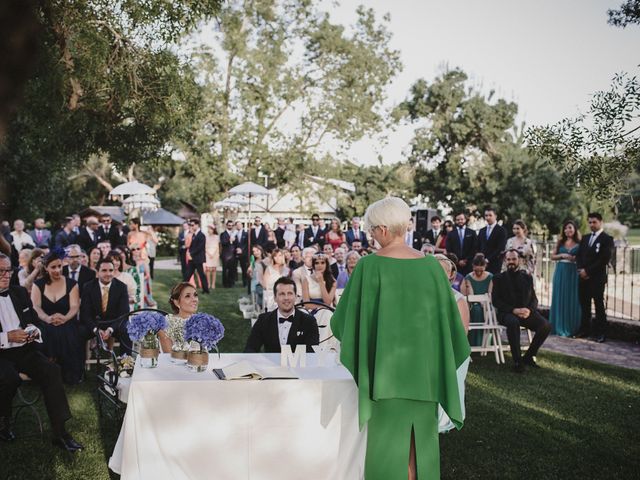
[228,181,271,293]
[110,181,156,198]
[122,194,160,215]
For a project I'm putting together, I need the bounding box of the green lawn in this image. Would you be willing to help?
[1,269,639,479]
[627,228,640,246]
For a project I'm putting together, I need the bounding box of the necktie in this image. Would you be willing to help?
[487,225,492,239]
[101,286,109,313]
[0,289,9,297]
[70,270,78,281]
[589,234,596,248]
[36,230,42,243]
[308,268,313,274]
[339,264,344,273]
[459,227,465,247]
[279,315,293,324]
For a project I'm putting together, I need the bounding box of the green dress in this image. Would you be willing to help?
[465,272,493,347]
[331,254,470,480]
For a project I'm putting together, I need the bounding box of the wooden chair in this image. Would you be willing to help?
[12,373,44,439]
[466,294,506,364]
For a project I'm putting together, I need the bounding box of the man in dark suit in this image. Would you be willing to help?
[445,212,478,275]
[29,218,52,248]
[62,244,96,297]
[97,214,120,248]
[576,212,614,343]
[235,221,250,287]
[183,219,209,293]
[492,250,551,372]
[304,214,326,248]
[245,277,319,353]
[274,218,287,249]
[477,207,507,275]
[177,222,189,279]
[404,218,423,251]
[53,217,77,249]
[220,220,238,288]
[76,216,100,253]
[345,216,368,249]
[80,258,132,353]
[250,216,268,250]
[424,215,441,246]
[0,253,83,450]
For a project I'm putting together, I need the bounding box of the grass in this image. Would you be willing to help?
[627,228,640,246]
[1,269,639,479]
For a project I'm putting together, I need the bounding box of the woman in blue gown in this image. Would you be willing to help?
[549,220,582,336]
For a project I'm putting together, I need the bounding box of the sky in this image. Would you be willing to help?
[327,0,640,165]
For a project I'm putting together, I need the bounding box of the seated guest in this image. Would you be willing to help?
[445,253,465,292]
[322,243,336,266]
[492,249,551,372]
[62,244,96,296]
[87,246,102,271]
[31,251,84,384]
[330,247,346,279]
[0,253,83,451]
[80,258,132,354]
[107,252,137,310]
[244,277,319,353]
[291,247,315,296]
[288,245,303,271]
[336,250,361,289]
[18,247,45,294]
[97,240,112,260]
[461,253,493,346]
[434,254,470,332]
[158,282,199,353]
[302,253,336,306]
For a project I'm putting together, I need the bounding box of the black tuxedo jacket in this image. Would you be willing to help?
[54,229,76,249]
[97,225,120,247]
[189,231,207,264]
[244,309,319,353]
[80,278,129,334]
[62,265,96,297]
[424,229,442,246]
[492,270,538,319]
[77,228,99,253]
[250,226,268,248]
[274,227,286,249]
[576,231,613,284]
[0,286,42,335]
[220,231,237,262]
[304,226,326,248]
[445,227,478,272]
[345,228,368,249]
[477,224,507,274]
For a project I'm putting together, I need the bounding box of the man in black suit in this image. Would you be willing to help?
[245,277,319,353]
[274,218,287,249]
[97,214,120,248]
[477,207,507,275]
[54,217,76,249]
[424,215,442,247]
[345,216,369,249]
[0,253,83,451]
[492,250,551,372]
[76,216,100,253]
[62,244,96,296]
[235,221,250,287]
[183,219,209,293]
[304,213,326,248]
[445,212,478,275]
[177,222,189,279]
[404,218,423,251]
[80,258,132,353]
[250,216,268,250]
[576,212,614,343]
[220,220,238,288]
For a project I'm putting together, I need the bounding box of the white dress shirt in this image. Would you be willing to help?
[11,231,35,252]
[589,228,604,247]
[0,294,41,349]
[277,309,295,346]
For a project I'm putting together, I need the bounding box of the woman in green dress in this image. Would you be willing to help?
[331,197,470,480]
[549,220,582,336]
[461,253,494,346]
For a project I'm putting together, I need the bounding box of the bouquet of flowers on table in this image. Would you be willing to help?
[184,313,225,372]
[115,354,136,378]
[126,311,168,368]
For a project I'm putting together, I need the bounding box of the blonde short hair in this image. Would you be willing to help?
[363,197,411,238]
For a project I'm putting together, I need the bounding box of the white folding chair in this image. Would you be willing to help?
[467,294,506,364]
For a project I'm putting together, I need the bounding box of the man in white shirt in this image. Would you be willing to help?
[11,219,34,252]
[0,253,83,451]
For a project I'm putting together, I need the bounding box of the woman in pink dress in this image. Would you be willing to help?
[326,217,346,251]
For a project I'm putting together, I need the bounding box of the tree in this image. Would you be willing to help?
[526,72,640,210]
[608,0,640,27]
[193,0,401,190]
[0,0,222,220]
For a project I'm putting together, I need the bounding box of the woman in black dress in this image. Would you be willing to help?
[31,251,83,384]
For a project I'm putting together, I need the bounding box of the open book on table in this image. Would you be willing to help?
[213,360,299,380]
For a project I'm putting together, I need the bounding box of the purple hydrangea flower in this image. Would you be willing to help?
[127,311,168,342]
[184,313,225,351]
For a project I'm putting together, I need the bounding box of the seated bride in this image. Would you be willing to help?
[158,282,199,353]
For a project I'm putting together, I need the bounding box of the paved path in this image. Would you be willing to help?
[156,259,640,370]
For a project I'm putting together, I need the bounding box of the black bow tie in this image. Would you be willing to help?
[279,316,293,324]
[0,289,9,297]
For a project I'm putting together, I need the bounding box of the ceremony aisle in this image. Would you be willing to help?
[0,268,638,479]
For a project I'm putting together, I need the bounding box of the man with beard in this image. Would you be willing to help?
[492,249,551,372]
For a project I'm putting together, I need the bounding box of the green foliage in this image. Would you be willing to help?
[526,72,640,208]
[608,0,640,27]
[0,0,222,220]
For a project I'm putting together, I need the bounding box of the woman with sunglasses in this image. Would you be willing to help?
[330,197,469,480]
[302,253,336,306]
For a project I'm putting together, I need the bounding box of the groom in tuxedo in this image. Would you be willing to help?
[0,254,83,451]
[245,277,319,353]
[576,212,614,343]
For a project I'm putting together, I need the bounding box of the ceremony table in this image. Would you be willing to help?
[109,353,366,479]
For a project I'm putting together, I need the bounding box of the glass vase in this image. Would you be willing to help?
[187,343,209,372]
[139,332,159,368]
[170,342,189,364]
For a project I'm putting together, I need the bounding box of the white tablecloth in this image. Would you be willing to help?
[109,353,366,480]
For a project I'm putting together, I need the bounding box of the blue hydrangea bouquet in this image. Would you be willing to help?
[127,311,168,342]
[184,313,225,372]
